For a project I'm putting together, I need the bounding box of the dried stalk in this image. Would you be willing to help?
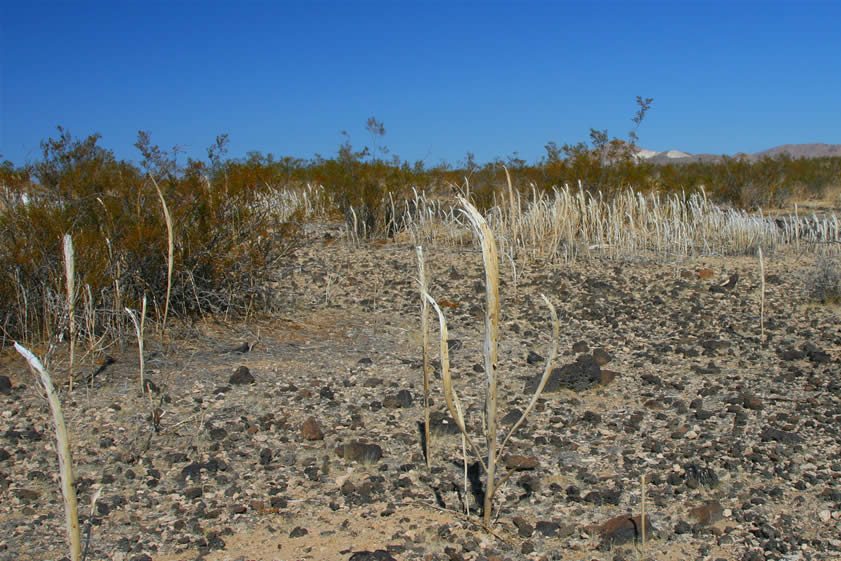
[416,245,432,469]
[15,342,81,561]
[63,234,75,391]
[759,246,765,342]
[425,196,559,528]
[641,474,647,548]
[125,295,147,395]
[150,176,174,335]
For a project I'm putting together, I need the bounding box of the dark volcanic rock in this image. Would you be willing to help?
[428,411,461,436]
[598,514,656,547]
[760,427,802,444]
[684,463,719,488]
[592,348,613,365]
[524,355,604,393]
[336,441,383,464]
[301,416,324,440]
[512,516,534,537]
[503,455,538,470]
[383,390,413,408]
[534,520,561,537]
[0,375,11,395]
[526,351,543,365]
[349,551,397,561]
[229,366,255,385]
[289,526,308,538]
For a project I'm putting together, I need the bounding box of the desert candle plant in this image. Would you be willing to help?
[125,295,147,395]
[424,196,559,527]
[415,245,432,469]
[759,246,765,342]
[15,342,81,561]
[150,176,174,335]
[63,234,76,391]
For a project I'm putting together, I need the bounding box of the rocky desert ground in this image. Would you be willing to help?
[1,224,840,561]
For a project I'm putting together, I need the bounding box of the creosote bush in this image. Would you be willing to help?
[0,129,303,344]
[805,255,841,304]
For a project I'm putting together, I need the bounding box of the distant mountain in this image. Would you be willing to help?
[750,143,841,160]
[635,143,841,165]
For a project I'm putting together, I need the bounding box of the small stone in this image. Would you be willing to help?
[301,417,324,440]
[698,268,714,279]
[760,427,802,444]
[742,393,764,410]
[525,355,603,393]
[184,487,203,500]
[229,366,255,385]
[0,375,12,394]
[599,514,655,547]
[396,389,413,407]
[337,441,383,464]
[819,509,832,523]
[229,342,250,353]
[689,500,723,526]
[592,348,613,365]
[512,516,534,537]
[289,526,308,538]
[526,351,543,365]
[503,455,538,470]
[534,520,561,537]
[349,551,397,561]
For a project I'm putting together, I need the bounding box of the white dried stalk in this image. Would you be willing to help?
[453,397,469,516]
[759,246,765,341]
[457,196,500,527]
[125,295,147,394]
[63,234,75,391]
[423,292,487,472]
[150,176,174,335]
[503,165,518,256]
[15,342,81,561]
[416,246,432,469]
[641,474,647,548]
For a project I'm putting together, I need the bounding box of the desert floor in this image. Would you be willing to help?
[2,225,840,561]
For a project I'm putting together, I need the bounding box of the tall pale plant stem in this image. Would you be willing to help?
[424,293,488,472]
[758,247,765,342]
[416,246,432,469]
[503,165,518,256]
[458,196,501,527]
[63,234,75,391]
[150,176,174,335]
[15,343,81,561]
[125,295,147,395]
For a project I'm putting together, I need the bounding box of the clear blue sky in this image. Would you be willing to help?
[2,0,840,169]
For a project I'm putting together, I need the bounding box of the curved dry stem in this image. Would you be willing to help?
[416,246,432,469]
[423,291,487,474]
[63,234,75,391]
[125,294,147,395]
[150,176,174,335]
[457,196,500,526]
[498,294,559,454]
[15,343,81,561]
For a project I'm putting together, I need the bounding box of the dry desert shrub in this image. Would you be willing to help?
[805,254,841,304]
